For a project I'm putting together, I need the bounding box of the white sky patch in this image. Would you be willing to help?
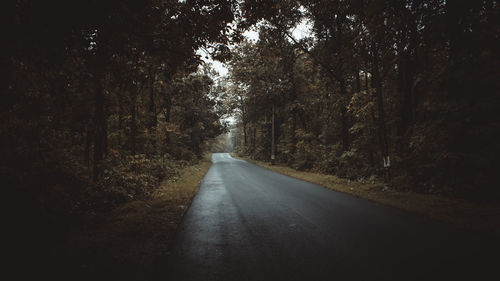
[290,18,313,42]
[211,60,228,76]
[243,29,259,42]
[196,49,228,77]
[197,19,313,79]
[241,19,312,44]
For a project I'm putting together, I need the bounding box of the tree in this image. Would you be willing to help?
[231,0,500,198]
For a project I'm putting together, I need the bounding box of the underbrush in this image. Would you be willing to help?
[4,143,209,280]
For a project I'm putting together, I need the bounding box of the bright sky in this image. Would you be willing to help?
[198,19,313,78]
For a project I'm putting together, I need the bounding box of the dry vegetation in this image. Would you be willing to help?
[58,154,212,281]
[234,154,500,234]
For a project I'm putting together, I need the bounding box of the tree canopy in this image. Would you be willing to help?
[229,0,500,199]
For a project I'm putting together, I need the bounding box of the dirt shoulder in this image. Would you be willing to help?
[59,154,213,281]
[233,154,500,235]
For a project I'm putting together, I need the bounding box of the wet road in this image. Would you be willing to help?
[154,153,497,281]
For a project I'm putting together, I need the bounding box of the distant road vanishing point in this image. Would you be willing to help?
[153,153,497,281]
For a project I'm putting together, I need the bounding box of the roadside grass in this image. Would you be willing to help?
[61,154,212,280]
[232,154,500,234]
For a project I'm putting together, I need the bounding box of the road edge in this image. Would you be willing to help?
[231,153,500,234]
[60,153,214,281]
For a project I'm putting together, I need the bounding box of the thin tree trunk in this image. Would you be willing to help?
[339,80,350,152]
[103,103,108,156]
[118,92,123,146]
[372,42,390,179]
[365,71,369,90]
[356,70,361,93]
[93,76,105,182]
[243,121,247,146]
[149,66,157,128]
[341,106,349,151]
[165,95,172,123]
[271,105,275,164]
[84,125,91,167]
[252,126,256,152]
[130,91,137,155]
[290,110,297,155]
[396,48,414,144]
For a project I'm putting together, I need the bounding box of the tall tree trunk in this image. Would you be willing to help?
[396,52,415,154]
[130,91,137,155]
[356,70,361,93]
[103,103,108,156]
[243,120,247,146]
[252,126,256,152]
[372,42,390,178]
[446,0,463,97]
[84,125,91,168]
[340,106,349,152]
[117,91,123,146]
[149,66,157,128]
[339,80,350,152]
[337,15,350,152]
[164,95,172,123]
[290,110,297,155]
[93,76,105,182]
[365,70,369,91]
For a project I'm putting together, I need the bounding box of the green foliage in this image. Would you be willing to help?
[230,0,500,200]
[1,0,236,245]
[292,130,319,171]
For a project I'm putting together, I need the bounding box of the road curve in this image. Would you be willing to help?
[153,153,497,281]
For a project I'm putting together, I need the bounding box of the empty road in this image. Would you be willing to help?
[154,153,497,281]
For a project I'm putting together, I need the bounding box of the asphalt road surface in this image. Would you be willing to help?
[154,153,497,281]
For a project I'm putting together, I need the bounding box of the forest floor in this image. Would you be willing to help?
[233,154,500,235]
[57,154,213,281]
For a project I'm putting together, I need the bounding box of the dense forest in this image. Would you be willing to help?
[2,0,499,278]
[3,0,235,214]
[2,0,237,275]
[229,0,500,200]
